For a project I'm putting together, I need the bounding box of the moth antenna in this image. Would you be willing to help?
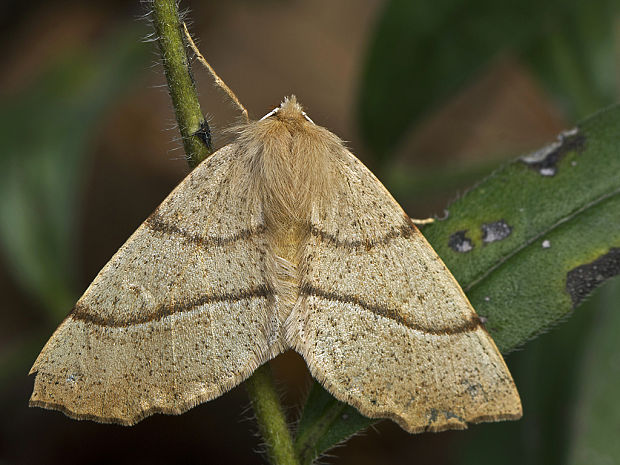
[182,22,249,121]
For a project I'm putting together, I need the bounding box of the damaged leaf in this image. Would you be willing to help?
[449,230,475,253]
[565,248,620,307]
[519,128,586,176]
[424,105,620,352]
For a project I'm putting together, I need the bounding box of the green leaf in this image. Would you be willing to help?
[0,25,149,318]
[294,383,374,465]
[424,106,620,352]
[295,105,620,461]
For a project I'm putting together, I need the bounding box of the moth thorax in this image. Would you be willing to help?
[236,103,342,249]
[261,133,334,225]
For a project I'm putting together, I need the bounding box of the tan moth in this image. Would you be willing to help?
[29,91,521,432]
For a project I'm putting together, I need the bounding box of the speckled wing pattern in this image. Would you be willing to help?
[287,150,522,433]
[30,97,521,431]
[29,145,285,425]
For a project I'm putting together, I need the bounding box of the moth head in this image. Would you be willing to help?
[260,95,314,124]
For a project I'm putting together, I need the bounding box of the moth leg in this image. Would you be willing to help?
[410,217,434,225]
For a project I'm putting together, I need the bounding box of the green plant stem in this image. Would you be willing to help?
[151,0,211,167]
[246,365,301,465]
[150,2,298,464]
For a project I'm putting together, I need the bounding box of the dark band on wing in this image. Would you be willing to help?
[308,216,417,250]
[71,285,274,327]
[146,212,266,248]
[300,284,482,335]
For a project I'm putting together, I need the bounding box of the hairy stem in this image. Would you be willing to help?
[246,365,301,465]
[149,1,299,464]
[151,0,211,167]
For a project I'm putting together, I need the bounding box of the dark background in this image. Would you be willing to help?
[1,0,619,464]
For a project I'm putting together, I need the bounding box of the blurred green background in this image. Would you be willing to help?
[1,0,619,464]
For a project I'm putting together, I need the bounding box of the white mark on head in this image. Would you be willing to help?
[301,111,315,124]
[259,107,280,120]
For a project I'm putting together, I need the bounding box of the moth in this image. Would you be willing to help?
[30,96,522,432]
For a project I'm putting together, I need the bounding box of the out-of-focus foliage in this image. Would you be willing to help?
[567,282,620,465]
[523,0,619,118]
[0,26,149,319]
[359,0,619,161]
